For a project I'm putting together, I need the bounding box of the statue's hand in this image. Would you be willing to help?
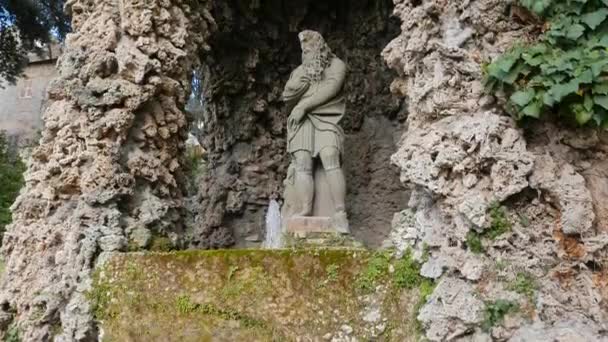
[288,107,306,131]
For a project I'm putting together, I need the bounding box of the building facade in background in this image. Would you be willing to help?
[0,44,60,144]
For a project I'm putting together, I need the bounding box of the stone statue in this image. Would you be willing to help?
[281,30,349,233]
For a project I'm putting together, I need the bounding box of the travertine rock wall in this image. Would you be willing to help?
[383,0,608,340]
[0,0,213,339]
[195,0,407,248]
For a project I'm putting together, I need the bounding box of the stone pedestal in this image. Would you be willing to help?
[285,216,363,248]
[286,216,336,238]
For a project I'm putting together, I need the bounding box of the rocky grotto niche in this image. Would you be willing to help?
[193,0,407,248]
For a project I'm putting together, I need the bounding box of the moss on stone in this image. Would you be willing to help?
[355,250,392,292]
[508,272,538,301]
[91,249,422,341]
[487,202,512,239]
[466,231,484,254]
[482,299,519,332]
[149,236,174,252]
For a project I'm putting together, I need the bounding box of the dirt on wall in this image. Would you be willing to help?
[193,0,407,249]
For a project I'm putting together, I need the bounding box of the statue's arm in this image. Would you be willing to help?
[282,66,309,102]
[284,66,306,91]
[295,58,346,112]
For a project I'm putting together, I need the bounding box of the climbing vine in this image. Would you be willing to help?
[485,0,608,127]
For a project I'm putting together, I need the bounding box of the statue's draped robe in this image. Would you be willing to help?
[283,57,346,157]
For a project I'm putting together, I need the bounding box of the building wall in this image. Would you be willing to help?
[0,62,57,143]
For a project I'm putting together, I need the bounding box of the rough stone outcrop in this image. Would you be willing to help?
[194,0,406,248]
[382,0,608,340]
[0,0,213,339]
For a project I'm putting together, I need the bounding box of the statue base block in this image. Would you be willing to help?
[284,216,362,248]
[286,216,336,238]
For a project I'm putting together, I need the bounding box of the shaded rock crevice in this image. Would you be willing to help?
[195,0,407,249]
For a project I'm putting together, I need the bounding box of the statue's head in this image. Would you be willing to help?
[298,30,334,83]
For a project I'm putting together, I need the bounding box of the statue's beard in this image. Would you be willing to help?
[302,50,329,83]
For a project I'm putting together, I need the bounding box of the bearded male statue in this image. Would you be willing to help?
[281,30,349,233]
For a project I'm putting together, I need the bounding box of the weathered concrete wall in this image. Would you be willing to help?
[0,62,56,142]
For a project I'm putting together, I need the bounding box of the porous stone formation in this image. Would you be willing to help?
[0,0,213,339]
[382,0,608,340]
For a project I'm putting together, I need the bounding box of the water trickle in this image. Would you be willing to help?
[263,200,283,248]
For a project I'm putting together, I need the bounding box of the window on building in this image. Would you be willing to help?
[19,79,33,99]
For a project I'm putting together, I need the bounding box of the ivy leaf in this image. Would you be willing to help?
[584,93,593,111]
[543,92,555,106]
[549,80,580,102]
[593,82,608,94]
[575,107,593,125]
[594,95,608,110]
[590,59,608,77]
[593,112,606,126]
[522,101,542,118]
[581,9,608,29]
[577,69,593,83]
[510,90,536,106]
[503,63,527,84]
[566,24,585,40]
[522,0,552,14]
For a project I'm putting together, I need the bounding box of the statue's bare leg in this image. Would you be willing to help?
[293,150,314,216]
[320,147,349,233]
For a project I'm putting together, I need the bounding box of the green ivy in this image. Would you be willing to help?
[0,133,25,242]
[485,0,608,126]
[482,299,519,331]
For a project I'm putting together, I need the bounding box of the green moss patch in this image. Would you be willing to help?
[91,249,423,341]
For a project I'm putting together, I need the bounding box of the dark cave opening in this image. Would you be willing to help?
[193,0,408,249]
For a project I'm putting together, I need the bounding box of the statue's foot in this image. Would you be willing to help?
[332,211,350,234]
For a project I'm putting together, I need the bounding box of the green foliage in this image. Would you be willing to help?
[183,146,206,194]
[466,231,484,254]
[0,133,25,242]
[176,295,198,314]
[227,265,240,281]
[487,202,512,239]
[414,279,437,335]
[465,202,511,254]
[175,295,266,328]
[421,242,430,262]
[495,259,508,272]
[149,236,174,252]
[356,251,391,292]
[325,264,339,283]
[508,272,538,300]
[86,271,114,321]
[4,323,20,342]
[482,300,519,331]
[485,0,608,127]
[393,249,427,289]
